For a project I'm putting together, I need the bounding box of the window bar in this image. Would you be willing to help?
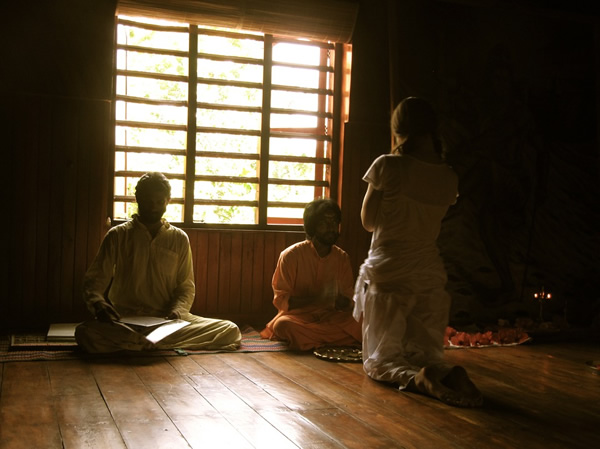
[122,23,130,217]
[330,43,344,202]
[315,46,330,199]
[184,25,198,224]
[258,35,273,226]
[110,16,119,222]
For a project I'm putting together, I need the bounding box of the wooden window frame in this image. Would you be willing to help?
[112,17,346,230]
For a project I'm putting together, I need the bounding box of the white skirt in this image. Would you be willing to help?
[353,242,451,388]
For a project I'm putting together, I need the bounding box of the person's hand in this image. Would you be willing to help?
[94,301,121,322]
[166,310,182,320]
[318,282,339,308]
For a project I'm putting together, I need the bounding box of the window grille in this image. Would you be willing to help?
[114,16,348,228]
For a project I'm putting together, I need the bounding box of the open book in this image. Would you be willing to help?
[117,316,190,344]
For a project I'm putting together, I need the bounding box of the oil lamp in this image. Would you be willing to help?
[533,286,551,321]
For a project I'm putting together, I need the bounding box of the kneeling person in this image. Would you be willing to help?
[260,199,362,350]
[76,172,241,353]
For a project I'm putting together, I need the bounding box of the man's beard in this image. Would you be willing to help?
[316,231,340,246]
[139,209,164,224]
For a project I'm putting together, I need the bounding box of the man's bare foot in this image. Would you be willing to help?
[413,364,483,407]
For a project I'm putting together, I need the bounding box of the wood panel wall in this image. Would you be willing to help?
[185,230,305,326]
[3,95,112,331]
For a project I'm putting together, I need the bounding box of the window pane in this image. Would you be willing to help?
[268,184,319,203]
[196,157,257,177]
[270,161,316,181]
[268,207,304,221]
[198,34,264,59]
[270,137,318,157]
[272,66,320,89]
[271,113,318,129]
[197,84,262,107]
[194,180,257,201]
[197,133,260,154]
[194,205,257,224]
[117,24,189,51]
[117,76,188,101]
[198,59,262,83]
[116,101,188,125]
[115,126,187,149]
[115,151,185,174]
[196,108,261,130]
[114,175,133,196]
[117,49,188,76]
[169,179,186,199]
[164,204,184,222]
[271,90,319,111]
[273,43,321,65]
[114,201,137,220]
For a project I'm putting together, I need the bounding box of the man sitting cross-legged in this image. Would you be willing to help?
[75,172,241,353]
[260,198,362,350]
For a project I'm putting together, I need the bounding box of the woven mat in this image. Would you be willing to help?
[1,326,288,363]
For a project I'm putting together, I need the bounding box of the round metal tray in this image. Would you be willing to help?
[313,346,362,363]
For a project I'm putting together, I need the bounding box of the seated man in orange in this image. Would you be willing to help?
[260,198,362,350]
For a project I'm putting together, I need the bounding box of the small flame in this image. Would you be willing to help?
[534,287,551,301]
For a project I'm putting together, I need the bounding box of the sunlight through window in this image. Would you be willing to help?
[113,16,348,227]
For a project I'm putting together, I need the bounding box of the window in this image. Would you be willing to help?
[113,15,350,228]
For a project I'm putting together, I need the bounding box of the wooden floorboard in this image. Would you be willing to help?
[0,362,63,449]
[0,342,599,449]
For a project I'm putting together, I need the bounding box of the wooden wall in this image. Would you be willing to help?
[3,96,112,330]
[184,230,304,325]
[1,0,117,332]
[383,0,600,326]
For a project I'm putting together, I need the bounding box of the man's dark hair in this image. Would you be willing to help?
[303,198,341,237]
[135,172,172,199]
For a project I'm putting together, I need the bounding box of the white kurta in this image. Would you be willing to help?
[83,215,195,317]
[76,215,241,353]
[354,154,458,388]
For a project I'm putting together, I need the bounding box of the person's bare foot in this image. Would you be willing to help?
[413,364,483,407]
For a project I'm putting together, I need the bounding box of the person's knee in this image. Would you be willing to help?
[209,319,241,345]
[224,320,241,338]
[74,321,103,352]
[74,321,93,344]
[272,317,297,339]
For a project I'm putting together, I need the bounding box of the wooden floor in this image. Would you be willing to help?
[1,341,599,449]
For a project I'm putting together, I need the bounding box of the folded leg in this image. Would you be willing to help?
[156,313,241,350]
